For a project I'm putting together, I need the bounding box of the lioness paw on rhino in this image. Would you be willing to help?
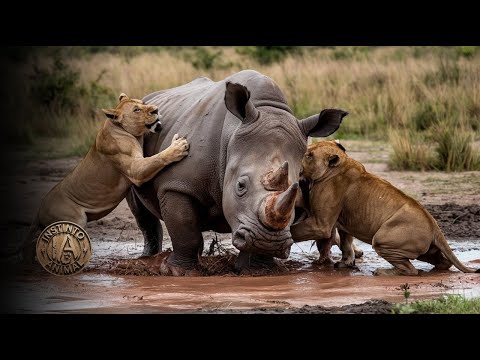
[165,133,189,162]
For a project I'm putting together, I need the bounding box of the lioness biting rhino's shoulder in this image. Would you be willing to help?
[291,140,479,275]
[22,93,189,262]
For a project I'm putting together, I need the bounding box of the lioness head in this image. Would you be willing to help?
[301,140,347,181]
[102,93,162,136]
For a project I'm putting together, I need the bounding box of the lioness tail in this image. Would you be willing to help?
[434,231,478,273]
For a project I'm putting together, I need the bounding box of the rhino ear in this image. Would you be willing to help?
[224,82,259,123]
[299,109,348,138]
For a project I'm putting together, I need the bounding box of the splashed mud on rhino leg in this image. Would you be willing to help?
[160,253,202,276]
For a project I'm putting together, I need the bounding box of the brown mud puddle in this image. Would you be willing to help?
[7,267,479,314]
[6,239,480,314]
[2,152,480,313]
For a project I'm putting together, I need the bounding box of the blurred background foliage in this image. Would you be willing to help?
[1,46,479,170]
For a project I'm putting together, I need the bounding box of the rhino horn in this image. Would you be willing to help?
[261,161,289,191]
[260,182,299,230]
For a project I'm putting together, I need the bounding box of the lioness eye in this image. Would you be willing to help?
[133,108,141,113]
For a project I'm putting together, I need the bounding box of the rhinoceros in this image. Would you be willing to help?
[127,70,347,275]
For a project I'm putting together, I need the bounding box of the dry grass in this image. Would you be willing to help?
[388,129,436,171]
[5,46,480,167]
[67,48,480,134]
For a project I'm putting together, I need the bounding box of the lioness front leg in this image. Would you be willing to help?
[122,134,189,186]
[314,227,336,265]
[334,229,356,268]
[291,216,333,242]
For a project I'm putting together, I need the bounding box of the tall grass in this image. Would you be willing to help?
[432,123,479,171]
[388,130,436,171]
[3,46,480,167]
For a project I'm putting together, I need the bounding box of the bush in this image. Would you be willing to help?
[30,55,83,113]
[330,46,372,61]
[424,59,461,87]
[237,46,301,64]
[411,103,439,131]
[4,53,115,150]
[190,47,222,70]
[388,130,436,171]
[466,100,480,131]
[432,123,480,171]
[456,46,479,58]
[82,70,117,111]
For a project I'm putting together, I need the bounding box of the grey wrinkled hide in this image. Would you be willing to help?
[128,70,346,270]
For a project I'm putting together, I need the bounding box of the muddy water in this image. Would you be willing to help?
[3,151,479,313]
[6,238,480,314]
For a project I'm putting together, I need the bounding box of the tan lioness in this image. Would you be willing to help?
[291,140,479,275]
[23,93,189,261]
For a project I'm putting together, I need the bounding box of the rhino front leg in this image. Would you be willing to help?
[126,188,162,257]
[159,191,203,276]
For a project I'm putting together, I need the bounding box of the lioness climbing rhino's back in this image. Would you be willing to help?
[291,140,479,276]
[22,93,189,262]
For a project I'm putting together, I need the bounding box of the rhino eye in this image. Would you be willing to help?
[236,176,248,197]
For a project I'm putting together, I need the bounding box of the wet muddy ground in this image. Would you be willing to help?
[5,236,479,313]
[2,141,480,313]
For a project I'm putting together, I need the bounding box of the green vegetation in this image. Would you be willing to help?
[236,46,302,64]
[432,124,480,171]
[393,295,480,314]
[389,130,436,171]
[2,46,479,166]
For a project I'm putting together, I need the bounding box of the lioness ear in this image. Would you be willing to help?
[334,139,346,152]
[118,93,129,102]
[300,109,348,138]
[102,108,120,121]
[328,154,340,167]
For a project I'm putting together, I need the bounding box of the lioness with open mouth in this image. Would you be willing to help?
[291,140,479,275]
[23,93,189,262]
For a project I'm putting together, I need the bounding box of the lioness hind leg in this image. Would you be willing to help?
[373,247,419,276]
[417,246,452,271]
